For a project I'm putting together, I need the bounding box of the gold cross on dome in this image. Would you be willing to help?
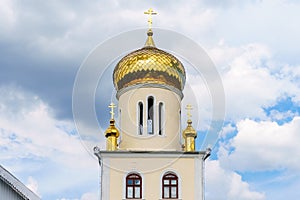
[186,104,193,120]
[144,8,157,29]
[108,102,116,119]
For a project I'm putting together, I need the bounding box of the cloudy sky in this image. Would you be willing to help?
[1,0,300,199]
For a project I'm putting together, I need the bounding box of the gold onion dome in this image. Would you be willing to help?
[113,30,186,92]
[104,119,120,138]
[183,119,197,138]
[105,103,119,138]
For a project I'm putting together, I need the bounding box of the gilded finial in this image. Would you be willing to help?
[183,104,197,152]
[144,8,157,30]
[105,102,119,151]
[108,102,116,119]
[186,104,193,120]
[143,8,157,47]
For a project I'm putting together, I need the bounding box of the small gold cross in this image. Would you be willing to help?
[108,102,116,119]
[144,8,157,29]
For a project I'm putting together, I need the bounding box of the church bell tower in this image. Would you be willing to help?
[94,8,210,200]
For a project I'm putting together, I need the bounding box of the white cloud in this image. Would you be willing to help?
[0,0,17,31]
[219,117,300,172]
[219,123,236,139]
[206,160,265,200]
[0,1,219,62]
[80,192,98,200]
[0,85,97,166]
[268,109,297,121]
[159,5,216,38]
[183,74,212,130]
[0,85,99,198]
[55,192,98,200]
[207,43,300,121]
[26,176,39,196]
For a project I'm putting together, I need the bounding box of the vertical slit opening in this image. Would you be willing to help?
[138,102,143,135]
[159,102,163,135]
[147,96,154,134]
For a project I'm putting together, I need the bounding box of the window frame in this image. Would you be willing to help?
[162,173,178,199]
[126,173,142,199]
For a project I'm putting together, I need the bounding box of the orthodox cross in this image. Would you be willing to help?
[186,104,193,120]
[144,8,157,29]
[108,102,116,119]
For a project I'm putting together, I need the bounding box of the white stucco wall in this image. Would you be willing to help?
[118,87,182,151]
[99,151,205,200]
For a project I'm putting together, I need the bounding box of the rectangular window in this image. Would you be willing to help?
[127,187,133,198]
[164,187,169,198]
[135,187,140,198]
[147,119,153,134]
[171,187,177,198]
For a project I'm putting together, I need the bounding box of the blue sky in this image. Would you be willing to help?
[1,0,300,199]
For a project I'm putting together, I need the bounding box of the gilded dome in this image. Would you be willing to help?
[182,119,197,138]
[113,32,186,92]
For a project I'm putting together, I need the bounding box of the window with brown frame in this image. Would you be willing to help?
[162,173,178,199]
[126,173,142,199]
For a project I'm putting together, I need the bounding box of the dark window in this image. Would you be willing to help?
[162,173,178,199]
[147,96,154,134]
[138,102,143,135]
[158,102,164,135]
[126,173,142,199]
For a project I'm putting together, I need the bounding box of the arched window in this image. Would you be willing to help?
[126,173,142,199]
[162,173,178,199]
[147,96,154,134]
[138,102,143,135]
[158,102,164,135]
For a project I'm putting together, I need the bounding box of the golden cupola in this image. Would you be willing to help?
[104,103,120,151]
[182,105,197,152]
[182,119,197,152]
[113,29,186,93]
